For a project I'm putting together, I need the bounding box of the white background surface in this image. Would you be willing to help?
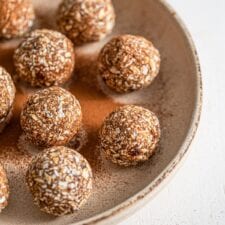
[120,0,225,224]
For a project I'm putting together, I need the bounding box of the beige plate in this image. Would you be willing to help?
[0,0,202,224]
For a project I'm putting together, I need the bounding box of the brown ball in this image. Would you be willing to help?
[0,164,9,213]
[57,0,115,45]
[0,0,35,39]
[21,87,82,147]
[26,146,93,216]
[98,35,161,93]
[0,67,16,133]
[99,105,160,166]
[13,29,75,87]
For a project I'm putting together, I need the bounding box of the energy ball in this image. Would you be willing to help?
[21,87,82,147]
[57,0,115,45]
[13,29,75,87]
[0,0,35,39]
[98,35,161,93]
[26,146,93,216]
[0,67,16,133]
[99,105,160,166]
[0,164,9,213]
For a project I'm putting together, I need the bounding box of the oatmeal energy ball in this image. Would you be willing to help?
[13,29,75,87]
[26,146,93,216]
[0,0,35,39]
[57,0,115,45]
[99,105,160,166]
[0,164,9,213]
[21,87,82,147]
[98,34,161,93]
[0,67,16,133]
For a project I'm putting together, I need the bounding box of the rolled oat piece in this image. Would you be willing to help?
[99,105,160,166]
[0,0,35,39]
[57,0,115,45]
[20,87,82,147]
[98,34,161,93]
[0,67,16,133]
[13,29,75,87]
[26,146,93,216]
[0,164,9,213]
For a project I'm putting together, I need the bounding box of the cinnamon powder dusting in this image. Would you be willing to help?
[0,42,121,183]
[68,53,121,179]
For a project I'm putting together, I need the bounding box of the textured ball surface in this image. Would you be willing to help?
[0,0,35,39]
[26,146,93,216]
[57,0,115,45]
[13,29,75,87]
[0,67,16,133]
[0,164,9,213]
[21,87,82,147]
[98,35,161,93]
[99,105,160,166]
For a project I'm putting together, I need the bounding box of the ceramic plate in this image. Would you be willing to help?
[0,0,202,224]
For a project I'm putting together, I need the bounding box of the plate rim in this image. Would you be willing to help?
[72,0,203,224]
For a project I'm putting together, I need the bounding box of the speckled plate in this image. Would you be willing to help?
[0,0,202,225]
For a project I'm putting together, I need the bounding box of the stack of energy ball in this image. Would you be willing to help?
[0,0,161,217]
